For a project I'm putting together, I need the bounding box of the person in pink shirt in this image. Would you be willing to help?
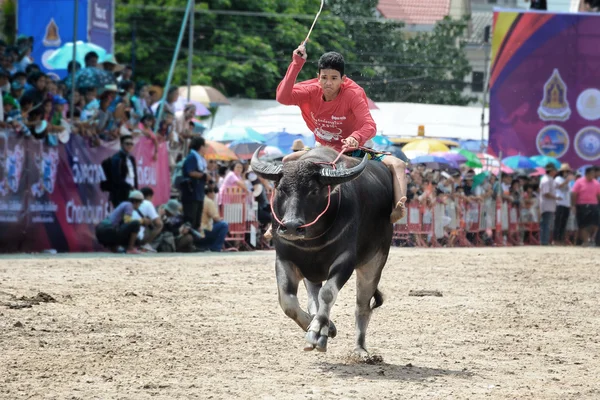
[275,44,407,223]
[571,167,600,246]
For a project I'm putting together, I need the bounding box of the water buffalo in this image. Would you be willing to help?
[250,146,393,357]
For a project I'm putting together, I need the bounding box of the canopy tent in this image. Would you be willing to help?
[210,99,489,142]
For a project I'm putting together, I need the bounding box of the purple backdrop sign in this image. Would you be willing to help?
[489,11,600,167]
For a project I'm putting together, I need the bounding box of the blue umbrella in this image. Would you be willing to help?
[530,155,560,168]
[411,155,457,167]
[459,139,487,153]
[205,125,266,143]
[228,139,264,160]
[75,67,116,89]
[264,132,315,154]
[577,164,594,176]
[502,155,537,170]
[46,41,108,70]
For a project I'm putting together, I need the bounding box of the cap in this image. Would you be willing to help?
[128,190,144,201]
[52,95,68,105]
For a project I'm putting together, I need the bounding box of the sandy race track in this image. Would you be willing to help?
[1,247,599,399]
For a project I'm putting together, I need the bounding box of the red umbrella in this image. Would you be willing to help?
[367,98,379,110]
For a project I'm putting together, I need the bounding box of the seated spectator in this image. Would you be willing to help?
[195,186,229,252]
[132,186,164,252]
[81,87,99,121]
[156,199,195,252]
[95,190,144,254]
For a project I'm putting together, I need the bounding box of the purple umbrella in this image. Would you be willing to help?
[433,152,467,164]
[172,97,211,117]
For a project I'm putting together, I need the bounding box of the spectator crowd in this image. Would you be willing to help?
[1,36,598,253]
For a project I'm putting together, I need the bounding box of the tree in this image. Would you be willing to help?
[115,1,475,105]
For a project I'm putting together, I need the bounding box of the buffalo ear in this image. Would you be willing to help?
[250,147,283,181]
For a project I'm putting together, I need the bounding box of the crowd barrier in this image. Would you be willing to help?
[217,188,581,250]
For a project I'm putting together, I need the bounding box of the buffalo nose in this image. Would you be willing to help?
[280,220,305,235]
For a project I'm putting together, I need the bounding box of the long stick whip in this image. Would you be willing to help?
[303,0,325,45]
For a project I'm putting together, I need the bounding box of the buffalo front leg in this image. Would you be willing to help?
[304,279,337,339]
[305,255,354,352]
[276,257,312,332]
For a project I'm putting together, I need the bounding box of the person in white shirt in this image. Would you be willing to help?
[553,163,574,244]
[132,187,164,252]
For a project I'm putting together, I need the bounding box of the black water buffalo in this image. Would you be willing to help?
[250,146,393,357]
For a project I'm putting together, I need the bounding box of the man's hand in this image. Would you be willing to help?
[294,44,307,60]
[342,137,359,149]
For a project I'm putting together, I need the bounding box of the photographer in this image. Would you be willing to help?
[155,199,196,252]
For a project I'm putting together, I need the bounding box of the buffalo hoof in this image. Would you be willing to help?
[305,318,331,352]
[328,320,337,338]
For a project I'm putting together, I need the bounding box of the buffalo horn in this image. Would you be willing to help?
[250,146,283,181]
[318,154,369,186]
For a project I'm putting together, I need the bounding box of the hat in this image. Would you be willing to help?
[2,94,19,108]
[11,81,23,91]
[101,54,125,72]
[291,139,305,152]
[52,95,68,105]
[128,190,144,201]
[558,162,572,172]
[164,199,181,215]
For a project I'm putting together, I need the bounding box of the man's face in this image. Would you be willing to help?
[87,56,98,67]
[122,138,134,153]
[36,77,46,91]
[123,68,132,79]
[85,89,97,102]
[55,103,64,113]
[318,69,344,97]
[198,144,207,156]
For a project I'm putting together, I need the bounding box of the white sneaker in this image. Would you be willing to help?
[141,243,156,253]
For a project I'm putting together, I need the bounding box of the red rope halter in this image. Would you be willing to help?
[269,147,348,229]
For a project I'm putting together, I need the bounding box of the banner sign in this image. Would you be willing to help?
[0,132,170,253]
[88,0,115,54]
[489,10,600,167]
[17,0,114,79]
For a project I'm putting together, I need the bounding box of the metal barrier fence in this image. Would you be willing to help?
[218,188,580,250]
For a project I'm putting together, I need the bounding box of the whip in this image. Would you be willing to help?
[303,0,325,46]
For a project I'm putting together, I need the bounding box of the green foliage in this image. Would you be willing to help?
[115,1,475,105]
[2,0,16,43]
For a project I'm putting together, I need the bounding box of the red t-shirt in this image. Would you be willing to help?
[276,54,376,152]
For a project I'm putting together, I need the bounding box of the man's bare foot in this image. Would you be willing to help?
[264,225,273,240]
[390,201,406,224]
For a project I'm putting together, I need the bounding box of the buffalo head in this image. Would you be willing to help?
[250,146,368,240]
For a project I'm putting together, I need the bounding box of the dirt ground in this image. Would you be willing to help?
[1,247,599,400]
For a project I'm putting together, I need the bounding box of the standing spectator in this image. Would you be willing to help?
[195,185,229,252]
[180,136,208,230]
[539,163,559,245]
[118,65,133,82]
[218,162,251,203]
[132,187,164,252]
[22,71,47,105]
[108,135,138,207]
[571,167,600,247]
[525,0,547,10]
[553,163,574,244]
[95,190,144,254]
